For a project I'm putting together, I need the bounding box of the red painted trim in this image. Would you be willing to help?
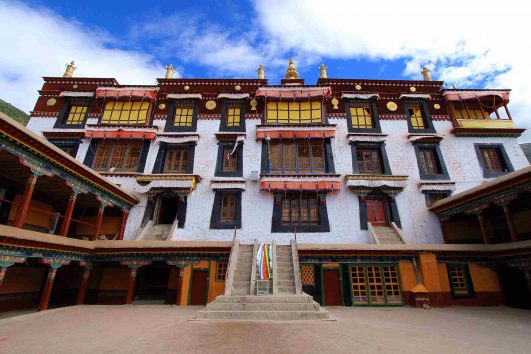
[59,192,77,237]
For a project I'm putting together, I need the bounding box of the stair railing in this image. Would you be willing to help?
[290,239,302,295]
[367,222,381,244]
[136,220,153,240]
[391,222,407,244]
[224,237,239,296]
[167,216,180,241]
[271,239,278,294]
[249,239,259,295]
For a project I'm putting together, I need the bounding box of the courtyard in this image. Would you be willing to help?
[0,306,529,353]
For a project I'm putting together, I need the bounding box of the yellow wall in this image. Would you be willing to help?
[76,216,121,237]
[419,253,443,292]
[179,265,191,305]
[398,262,417,292]
[437,264,451,292]
[208,261,225,302]
[469,263,500,292]
[178,261,226,305]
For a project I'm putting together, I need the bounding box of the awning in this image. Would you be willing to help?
[95,87,159,100]
[59,91,94,97]
[134,175,200,194]
[260,175,341,192]
[166,93,202,100]
[217,93,249,100]
[85,129,156,140]
[156,135,199,144]
[399,94,431,100]
[345,175,409,197]
[255,87,331,99]
[419,182,456,192]
[348,134,387,143]
[341,93,379,100]
[408,134,444,143]
[443,90,510,103]
[256,125,336,139]
[210,177,246,190]
[135,179,195,193]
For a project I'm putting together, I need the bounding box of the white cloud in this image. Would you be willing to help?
[253,0,531,142]
[0,1,169,113]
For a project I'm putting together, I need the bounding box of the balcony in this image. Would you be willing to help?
[345,174,408,197]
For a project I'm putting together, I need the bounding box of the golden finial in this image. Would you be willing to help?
[63,60,77,78]
[165,64,175,79]
[421,67,432,81]
[257,65,265,80]
[285,57,299,79]
[319,64,327,79]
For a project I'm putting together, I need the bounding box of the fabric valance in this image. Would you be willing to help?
[85,129,156,140]
[59,91,94,97]
[341,93,379,100]
[166,93,202,100]
[442,90,510,103]
[399,94,431,100]
[255,87,331,100]
[217,93,249,100]
[95,87,159,100]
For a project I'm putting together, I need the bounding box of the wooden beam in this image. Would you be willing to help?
[76,267,91,305]
[13,174,38,228]
[118,210,129,240]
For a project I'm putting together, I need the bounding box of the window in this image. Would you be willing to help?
[215,142,243,177]
[92,140,142,171]
[408,103,426,129]
[216,262,228,281]
[300,264,315,286]
[424,192,450,207]
[164,149,189,173]
[356,147,382,174]
[268,140,326,174]
[418,147,439,176]
[281,193,319,226]
[475,144,513,177]
[56,99,90,128]
[65,105,88,125]
[173,103,195,127]
[266,101,322,124]
[101,101,150,125]
[413,144,449,180]
[447,264,474,298]
[48,139,80,157]
[350,265,403,306]
[210,191,241,229]
[452,101,491,119]
[349,103,374,129]
[222,146,237,172]
[226,103,241,127]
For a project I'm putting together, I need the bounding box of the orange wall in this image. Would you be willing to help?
[208,261,225,302]
[419,253,443,292]
[98,268,130,291]
[8,195,55,230]
[0,266,45,294]
[76,216,121,237]
[469,263,500,292]
[398,262,417,292]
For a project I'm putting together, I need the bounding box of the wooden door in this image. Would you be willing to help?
[189,269,208,305]
[322,268,342,306]
[366,199,387,226]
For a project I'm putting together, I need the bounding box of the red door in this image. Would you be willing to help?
[322,269,342,306]
[189,269,208,305]
[366,199,387,226]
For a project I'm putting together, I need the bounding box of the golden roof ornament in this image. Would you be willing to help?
[165,64,175,79]
[257,65,265,80]
[319,64,327,79]
[285,57,299,79]
[421,67,432,81]
[63,60,76,78]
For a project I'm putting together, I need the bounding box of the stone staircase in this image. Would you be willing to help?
[139,224,171,241]
[372,226,405,244]
[195,240,329,321]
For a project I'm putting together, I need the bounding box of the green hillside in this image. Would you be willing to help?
[0,99,30,125]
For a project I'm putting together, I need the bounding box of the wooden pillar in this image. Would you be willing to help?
[125,267,138,304]
[92,204,105,241]
[118,209,129,240]
[39,267,58,311]
[13,174,38,228]
[502,204,518,242]
[59,192,77,237]
[76,266,92,305]
[0,266,7,288]
[176,267,185,305]
[476,212,490,244]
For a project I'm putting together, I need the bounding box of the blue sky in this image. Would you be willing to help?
[0,0,530,141]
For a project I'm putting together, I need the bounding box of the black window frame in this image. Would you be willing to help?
[164,99,199,133]
[413,143,450,180]
[219,100,246,132]
[423,191,451,207]
[404,100,436,134]
[271,192,330,233]
[210,190,242,229]
[83,139,150,173]
[446,264,475,299]
[54,97,92,129]
[474,143,514,178]
[350,142,392,175]
[47,138,82,157]
[345,99,381,133]
[151,143,196,174]
[215,141,244,177]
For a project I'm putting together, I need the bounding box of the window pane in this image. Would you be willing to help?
[311,141,325,171]
[480,147,503,172]
[268,140,326,174]
[92,140,141,171]
[298,141,310,173]
[408,103,426,129]
[266,101,322,124]
[357,147,382,174]
[164,149,189,173]
[283,142,297,170]
[281,193,319,226]
[419,147,439,175]
[174,103,194,127]
[350,104,373,129]
[269,142,282,172]
[101,101,149,125]
[65,105,87,125]
[220,194,236,222]
[226,103,241,127]
[222,146,237,172]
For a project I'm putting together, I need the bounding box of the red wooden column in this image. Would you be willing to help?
[92,204,106,241]
[117,209,129,240]
[0,256,27,288]
[176,267,185,305]
[13,174,38,228]
[76,264,92,305]
[502,204,518,242]
[59,191,78,237]
[125,266,139,304]
[0,267,7,288]
[476,213,490,244]
[39,267,58,311]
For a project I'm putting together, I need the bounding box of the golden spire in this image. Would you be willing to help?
[63,60,76,78]
[421,67,432,81]
[257,65,265,80]
[319,64,327,79]
[165,64,175,79]
[285,57,299,79]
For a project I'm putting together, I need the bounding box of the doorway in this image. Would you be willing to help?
[156,196,180,224]
[322,268,343,306]
[366,198,388,226]
[189,269,208,305]
[499,265,531,309]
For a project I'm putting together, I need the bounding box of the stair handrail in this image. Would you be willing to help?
[391,222,407,244]
[368,222,381,244]
[290,239,302,295]
[224,237,239,296]
[249,239,259,295]
[271,239,278,294]
[136,220,153,240]
[168,216,180,241]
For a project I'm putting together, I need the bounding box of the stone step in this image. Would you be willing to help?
[195,309,329,321]
[233,274,251,282]
[276,267,293,274]
[278,279,295,287]
[277,273,294,280]
[215,295,314,304]
[277,261,293,268]
[231,288,250,295]
[206,302,318,312]
[278,286,296,293]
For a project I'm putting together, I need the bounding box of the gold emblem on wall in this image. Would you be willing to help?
[184,85,190,91]
[355,84,362,91]
[205,100,217,110]
[234,85,241,91]
[410,86,417,92]
[158,103,166,110]
[331,97,339,110]
[386,101,398,111]
[46,98,57,106]
[433,103,441,110]
[250,99,257,111]
[72,84,78,89]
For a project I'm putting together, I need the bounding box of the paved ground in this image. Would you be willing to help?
[0,305,530,354]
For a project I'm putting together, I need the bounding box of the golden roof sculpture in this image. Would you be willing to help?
[285,57,299,79]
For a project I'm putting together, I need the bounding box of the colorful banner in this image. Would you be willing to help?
[256,243,272,280]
